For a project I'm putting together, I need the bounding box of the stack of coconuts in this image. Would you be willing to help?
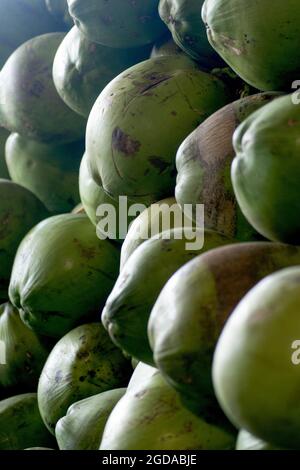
[0,0,299,451]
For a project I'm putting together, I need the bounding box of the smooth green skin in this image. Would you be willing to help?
[148,242,300,421]
[159,0,222,68]
[100,363,236,450]
[38,323,132,434]
[5,133,83,214]
[232,94,300,244]
[0,0,66,68]
[102,228,231,365]
[213,267,300,449]
[79,153,135,241]
[236,429,286,451]
[0,127,10,178]
[9,214,120,338]
[0,393,55,450]
[0,179,49,303]
[53,26,152,118]
[176,92,281,241]
[127,362,157,391]
[0,302,50,393]
[120,197,192,269]
[203,0,300,90]
[46,0,73,27]
[0,33,86,144]
[56,388,126,450]
[67,0,166,48]
[86,55,231,206]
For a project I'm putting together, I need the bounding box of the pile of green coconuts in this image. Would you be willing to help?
[0,0,300,451]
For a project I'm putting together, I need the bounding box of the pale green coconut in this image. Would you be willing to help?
[38,323,131,433]
[55,388,126,449]
[9,214,120,338]
[86,54,231,206]
[100,363,236,450]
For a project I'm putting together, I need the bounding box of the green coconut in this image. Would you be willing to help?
[79,153,136,242]
[0,302,51,394]
[120,197,195,269]
[86,55,231,206]
[100,363,236,450]
[176,92,281,241]
[232,94,300,244]
[213,266,300,449]
[202,0,300,90]
[0,0,66,68]
[0,33,86,144]
[38,322,132,434]
[53,26,152,118]
[0,393,55,450]
[5,133,84,214]
[102,228,231,365]
[67,0,167,48]
[148,242,300,420]
[56,388,126,450]
[159,0,222,68]
[0,179,49,303]
[9,213,120,338]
